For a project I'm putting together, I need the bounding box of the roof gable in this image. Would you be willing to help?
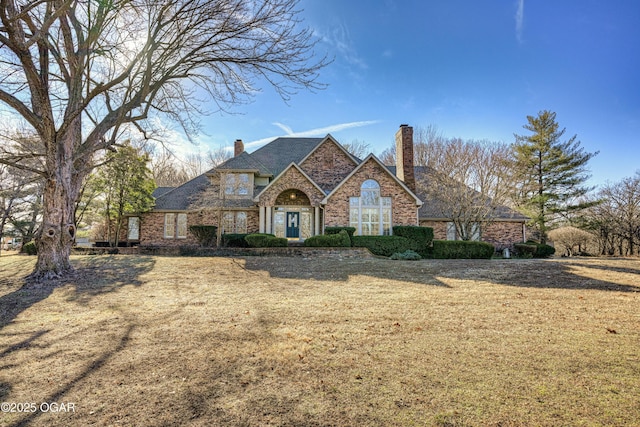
[248,137,324,176]
[215,151,272,176]
[254,162,327,206]
[322,154,423,205]
[299,134,360,166]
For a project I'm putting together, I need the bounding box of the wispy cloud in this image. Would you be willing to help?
[315,22,367,70]
[244,120,380,150]
[273,122,294,135]
[515,0,525,44]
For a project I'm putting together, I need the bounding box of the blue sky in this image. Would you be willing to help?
[189,0,640,188]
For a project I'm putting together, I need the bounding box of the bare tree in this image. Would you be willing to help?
[416,137,514,240]
[342,139,370,159]
[183,152,207,180]
[548,226,596,256]
[0,0,327,279]
[149,149,191,187]
[378,145,395,166]
[585,173,640,256]
[207,146,232,168]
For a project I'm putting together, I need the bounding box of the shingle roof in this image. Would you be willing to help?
[387,165,528,221]
[153,174,210,210]
[152,187,175,198]
[215,151,272,175]
[249,137,324,176]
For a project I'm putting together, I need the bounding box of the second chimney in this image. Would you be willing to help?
[234,139,244,157]
[395,124,415,193]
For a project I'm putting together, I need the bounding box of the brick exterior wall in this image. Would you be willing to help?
[140,209,259,246]
[420,219,525,249]
[300,139,358,192]
[325,157,419,228]
[257,166,325,207]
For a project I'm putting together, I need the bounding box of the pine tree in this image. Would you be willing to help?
[513,110,597,243]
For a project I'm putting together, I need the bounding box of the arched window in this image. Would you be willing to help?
[349,180,392,235]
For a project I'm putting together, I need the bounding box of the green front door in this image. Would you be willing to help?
[286,212,300,238]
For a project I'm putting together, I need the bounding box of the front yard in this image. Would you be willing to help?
[0,254,639,426]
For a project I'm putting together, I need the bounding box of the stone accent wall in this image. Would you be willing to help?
[325,157,419,228]
[420,219,525,248]
[300,139,358,192]
[140,209,259,246]
[257,166,325,207]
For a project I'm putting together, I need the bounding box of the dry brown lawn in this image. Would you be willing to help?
[0,253,639,426]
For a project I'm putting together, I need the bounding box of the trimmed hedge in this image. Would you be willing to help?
[244,233,288,248]
[304,230,351,247]
[392,225,434,257]
[352,235,418,257]
[324,227,356,246]
[188,225,218,247]
[221,233,249,248]
[433,240,495,259]
[390,250,422,260]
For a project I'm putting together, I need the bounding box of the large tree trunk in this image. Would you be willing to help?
[29,122,85,281]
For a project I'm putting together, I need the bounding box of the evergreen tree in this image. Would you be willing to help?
[94,145,156,247]
[513,110,597,243]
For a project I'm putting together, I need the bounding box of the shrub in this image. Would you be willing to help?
[188,225,218,247]
[514,243,537,258]
[304,230,351,247]
[264,237,288,247]
[390,250,422,260]
[22,241,37,255]
[514,241,555,258]
[433,240,495,259]
[392,226,434,257]
[244,233,287,248]
[324,227,356,246]
[221,233,249,248]
[527,241,556,258]
[352,235,418,257]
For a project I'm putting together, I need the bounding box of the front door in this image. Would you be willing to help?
[286,212,300,238]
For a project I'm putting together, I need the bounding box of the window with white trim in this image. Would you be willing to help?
[128,217,140,240]
[222,211,248,234]
[164,213,175,238]
[446,221,480,241]
[224,173,250,196]
[177,213,188,239]
[349,180,392,235]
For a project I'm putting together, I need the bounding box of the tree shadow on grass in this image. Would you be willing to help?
[240,256,640,293]
[5,324,135,427]
[0,255,155,331]
[241,257,453,287]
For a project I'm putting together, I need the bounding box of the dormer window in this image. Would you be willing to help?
[224,173,250,196]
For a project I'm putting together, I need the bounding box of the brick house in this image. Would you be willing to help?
[126,125,527,248]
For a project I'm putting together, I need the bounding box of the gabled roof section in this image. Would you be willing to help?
[153,174,210,211]
[152,187,175,198]
[299,134,361,166]
[253,162,326,203]
[322,154,423,206]
[215,151,272,176]
[409,166,529,221]
[249,137,324,176]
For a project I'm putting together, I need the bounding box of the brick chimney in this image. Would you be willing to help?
[234,139,244,157]
[395,124,415,192]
